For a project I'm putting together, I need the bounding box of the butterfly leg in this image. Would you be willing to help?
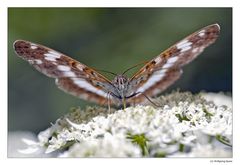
[140,92,160,107]
[128,92,160,107]
[107,92,111,113]
[122,97,126,110]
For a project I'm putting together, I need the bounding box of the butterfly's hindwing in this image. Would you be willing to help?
[55,78,111,104]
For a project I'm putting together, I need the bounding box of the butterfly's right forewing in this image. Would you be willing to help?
[128,24,220,104]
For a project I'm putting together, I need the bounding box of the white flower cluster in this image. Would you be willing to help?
[20,92,232,157]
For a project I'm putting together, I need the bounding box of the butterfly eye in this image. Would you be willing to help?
[119,78,124,85]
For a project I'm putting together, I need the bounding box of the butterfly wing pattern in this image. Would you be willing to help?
[13,24,220,107]
[13,40,115,105]
[128,24,220,103]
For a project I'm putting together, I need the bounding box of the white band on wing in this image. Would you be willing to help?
[71,77,108,98]
[135,56,179,93]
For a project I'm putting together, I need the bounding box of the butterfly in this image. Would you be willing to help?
[13,24,220,109]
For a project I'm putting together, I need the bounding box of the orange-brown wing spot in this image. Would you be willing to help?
[161,46,178,59]
[82,67,112,84]
[133,60,156,82]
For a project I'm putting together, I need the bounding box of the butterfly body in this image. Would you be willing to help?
[110,75,133,99]
[13,24,220,107]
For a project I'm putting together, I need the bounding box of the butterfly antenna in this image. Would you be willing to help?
[96,69,118,76]
[122,61,148,75]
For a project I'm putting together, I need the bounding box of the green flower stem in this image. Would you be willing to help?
[127,133,149,156]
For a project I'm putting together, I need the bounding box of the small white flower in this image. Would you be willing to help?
[8,131,50,157]
[59,134,141,157]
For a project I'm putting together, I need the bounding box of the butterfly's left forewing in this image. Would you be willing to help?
[14,40,114,104]
[128,24,220,103]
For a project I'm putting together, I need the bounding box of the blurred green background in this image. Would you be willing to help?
[8,8,232,133]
